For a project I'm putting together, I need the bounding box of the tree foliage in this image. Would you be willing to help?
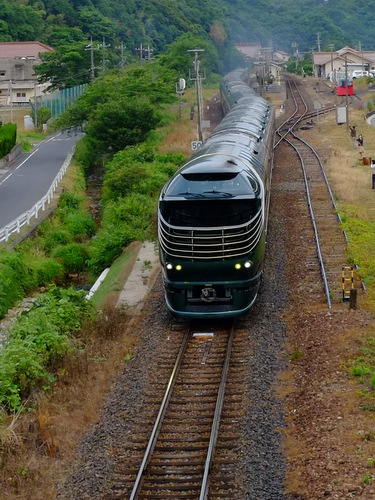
[2,0,375,67]
[55,63,176,163]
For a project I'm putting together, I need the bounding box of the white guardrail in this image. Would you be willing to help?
[0,146,76,244]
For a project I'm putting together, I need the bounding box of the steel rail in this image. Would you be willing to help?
[128,328,191,500]
[281,77,366,295]
[275,77,332,307]
[199,321,235,500]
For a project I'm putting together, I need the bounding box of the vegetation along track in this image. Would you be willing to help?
[104,319,252,499]
[275,76,361,307]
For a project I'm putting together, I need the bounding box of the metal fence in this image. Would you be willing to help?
[0,146,75,243]
[31,84,87,119]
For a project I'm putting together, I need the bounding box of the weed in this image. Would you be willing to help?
[361,430,375,441]
[363,474,373,484]
[290,349,304,362]
[360,403,375,411]
[366,457,375,468]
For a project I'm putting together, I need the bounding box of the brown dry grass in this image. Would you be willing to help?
[157,87,220,156]
[0,307,138,499]
[2,107,34,133]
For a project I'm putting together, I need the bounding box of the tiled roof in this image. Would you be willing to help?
[0,42,54,59]
[314,47,375,65]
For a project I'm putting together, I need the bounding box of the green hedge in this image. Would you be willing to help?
[0,123,17,158]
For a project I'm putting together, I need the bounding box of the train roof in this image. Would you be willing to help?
[160,154,260,200]
[178,154,245,174]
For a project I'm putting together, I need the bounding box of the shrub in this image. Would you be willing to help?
[0,286,96,410]
[36,258,66,285]
[44,228,73,253]
[52,243,89,274]
[59,191,82,210]
[61,210,96,239]
[0,251,39,317]
[0,123,17,158]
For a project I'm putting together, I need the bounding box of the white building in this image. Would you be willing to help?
[0,41,53,108]
[313,46,375,82]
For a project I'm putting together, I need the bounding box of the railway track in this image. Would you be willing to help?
[106,320,249,499]
[274,76,361,307]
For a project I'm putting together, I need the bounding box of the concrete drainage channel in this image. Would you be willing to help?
[87,241,160,313]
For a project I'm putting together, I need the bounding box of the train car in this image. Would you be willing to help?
[336,78,354,96]
[158,70,275,318]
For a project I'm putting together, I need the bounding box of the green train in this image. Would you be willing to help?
[158,70,275,318]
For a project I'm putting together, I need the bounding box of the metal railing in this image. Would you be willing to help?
[0,146,75,244]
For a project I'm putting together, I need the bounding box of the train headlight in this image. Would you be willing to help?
[235,263,241,270]
[244,260,252,268]
[166,263,173,270]
[176,264,182,271]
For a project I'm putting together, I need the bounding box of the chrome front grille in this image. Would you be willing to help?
[158,209,263,260]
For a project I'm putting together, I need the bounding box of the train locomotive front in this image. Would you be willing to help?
[158,71,275,318]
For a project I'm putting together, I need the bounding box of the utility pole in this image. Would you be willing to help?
[316,32,321,52]
[188,49,205,142]
[98,37,110,73]
[135,43,144,62]
[116,41,126,68]
[34,83,38,129]
[136,44,153,62]
[292,42,298,71]
[85,36,100,80]
[328,43,334,72]
[345,55,349,132]
[176,77,186,121]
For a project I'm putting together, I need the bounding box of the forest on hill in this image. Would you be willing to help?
[2,0,375,65]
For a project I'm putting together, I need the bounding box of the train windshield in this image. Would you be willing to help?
[166,172,257,198]
[160,199,261,227]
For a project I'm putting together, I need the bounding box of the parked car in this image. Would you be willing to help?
[352,70,369,79]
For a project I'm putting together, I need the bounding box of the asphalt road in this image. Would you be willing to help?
[0,130,81,229]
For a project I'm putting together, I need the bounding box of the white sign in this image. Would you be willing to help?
[336,106,347,124]
[191,141,203,151]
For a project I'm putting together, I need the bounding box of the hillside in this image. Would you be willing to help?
[2,0,375,63]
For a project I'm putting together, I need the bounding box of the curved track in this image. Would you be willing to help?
[275,76,361,307]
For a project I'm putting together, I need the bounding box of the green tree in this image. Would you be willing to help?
[37,107,52,128]
[157,33,220,78]
[86,97,161,153]
[34,41,96,90]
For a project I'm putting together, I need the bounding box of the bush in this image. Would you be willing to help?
[0,286,96,411]
[59,191,82,210]
[87,225,134,274]
[0,251,39,317]
[52,243,89,274]
[61,210,96,239]
[44,228,73,253]
[0,123,17,158]
[36,258,66,285]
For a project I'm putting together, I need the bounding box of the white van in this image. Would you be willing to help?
[352,70,369,79]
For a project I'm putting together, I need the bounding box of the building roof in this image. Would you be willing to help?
[0,42,54,59]
[313,47,375,66]
[235,43,262,58]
